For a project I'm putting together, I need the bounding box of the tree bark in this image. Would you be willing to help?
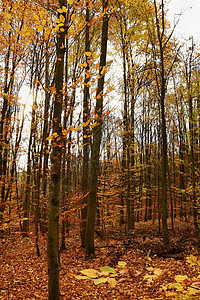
[85,0,109,259]
[47,1,65,298]
[81,0,90,248]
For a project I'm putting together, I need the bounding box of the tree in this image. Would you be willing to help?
[47,1,66,298]
[80,0,90,248]
[144,0,179,245]
[85,0,109,259]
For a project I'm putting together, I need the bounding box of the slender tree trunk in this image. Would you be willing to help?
[153,0,169,245]
[60,21,69,251]
[120,17,131,231]
[81,0,90,247]
[23,94,37,236]
[47,1,65,298]
[40,39,51,235]
[184,40,199,242]
[85,0,109,259]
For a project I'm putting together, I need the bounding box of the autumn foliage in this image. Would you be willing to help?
[0,0,200,299]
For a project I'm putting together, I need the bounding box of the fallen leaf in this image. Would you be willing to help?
[175,274,189,283]
[119,268,129,275]
[118,261,127,268]
[107,277,117,288]
[93,277,108,285]
[100,266,116,274]
[75,275,89,280]
[80,269,98,278]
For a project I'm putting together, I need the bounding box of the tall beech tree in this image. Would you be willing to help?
[144,0,179,245]
[183,40,200,243]
[85,0,109,259]
[47,0,66,298]
[80,0,90,248]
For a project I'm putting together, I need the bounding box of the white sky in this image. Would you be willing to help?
[167,0,200,40]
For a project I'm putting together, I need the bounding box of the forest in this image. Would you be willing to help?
[0,0,200,299]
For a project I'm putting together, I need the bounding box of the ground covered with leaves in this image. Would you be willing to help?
[1,222,200,299]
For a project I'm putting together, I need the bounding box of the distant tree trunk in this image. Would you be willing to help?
[85,0,109,259]
[157,124,161,234]
[144,103,152,222]
[60,20,69,251]
[47,1,65,298]
[81,0,90,248]
[119,14,131,231]
[153,0,169,245]
[23,94,36,236]
[184,45,199,241]
[0,34,12,235]
[40,39,51,235]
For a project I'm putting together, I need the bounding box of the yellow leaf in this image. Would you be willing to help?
[37,25,43,33]
[46,136,52,140]
[189,255,197,263]
[153,268,162,276]
[52,132,59,138]
[54,25,59,32]
[62,129,67,136]
[187,286,200,295]
[147,257,152,262]
[39,10,45,18]
[57,8,63,13]
[85,51,91,56]
[68,0,74,4]
[80,269,98,278]
[62,6,67,12]
[91,122,99,128]
[70,14,75,22]
[60,15,65,23]
[101,66,106,75]
[93,53,100,60]
[75,275,88,280]
[175,275,189,283]
[93,277,107,285]
[5,13,12,20]
[168,282,184,291]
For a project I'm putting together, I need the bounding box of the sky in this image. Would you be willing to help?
[167,0,200,40]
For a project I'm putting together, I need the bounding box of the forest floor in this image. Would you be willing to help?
[1,220,200,299]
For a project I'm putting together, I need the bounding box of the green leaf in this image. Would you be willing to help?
[100,266,116,274]
[93,277,108,285]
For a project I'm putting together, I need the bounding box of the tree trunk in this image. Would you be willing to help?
[85,0,109,259]
[81,0,90,248]
[47,1,65,298]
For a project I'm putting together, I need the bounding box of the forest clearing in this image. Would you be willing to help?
[0,0,200,299]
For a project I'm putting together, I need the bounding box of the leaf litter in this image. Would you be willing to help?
[1,222,200,299]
